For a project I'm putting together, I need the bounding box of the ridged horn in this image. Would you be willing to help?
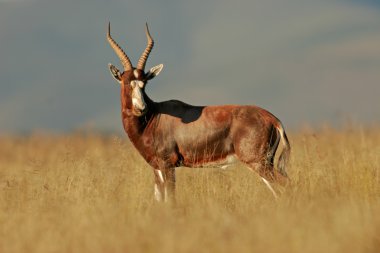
[107,22,133,71]
[136,23,154,71]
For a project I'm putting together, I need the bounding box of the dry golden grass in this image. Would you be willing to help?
[0,126,380,253]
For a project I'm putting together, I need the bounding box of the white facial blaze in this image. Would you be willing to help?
[133,69,140,79]
[130,80,146,111]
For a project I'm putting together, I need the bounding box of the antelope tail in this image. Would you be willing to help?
[276,122,291,177]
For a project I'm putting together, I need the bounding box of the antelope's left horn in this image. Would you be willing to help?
[136,23,154,71]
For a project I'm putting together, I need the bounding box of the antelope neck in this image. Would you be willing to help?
[120,86,156,141]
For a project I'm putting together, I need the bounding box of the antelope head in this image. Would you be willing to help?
[107,23,163,116]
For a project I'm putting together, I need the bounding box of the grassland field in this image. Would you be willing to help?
[0,126,379,253]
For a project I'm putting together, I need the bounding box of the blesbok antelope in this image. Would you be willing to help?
[107,23,290,201]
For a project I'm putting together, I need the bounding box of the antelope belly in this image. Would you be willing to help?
[195,155,238,169]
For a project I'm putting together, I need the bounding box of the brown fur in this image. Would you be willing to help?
[116,70,290,201]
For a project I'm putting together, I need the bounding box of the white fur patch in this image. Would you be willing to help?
[261,177,278,199]
[157,170,164,183]
[164,187,168,203]
[133,69,140,79]
[130,81,146,110]
[154,184,162,202]
[199,155,238,169]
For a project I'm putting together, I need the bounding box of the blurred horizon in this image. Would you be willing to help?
[1,0,379,134]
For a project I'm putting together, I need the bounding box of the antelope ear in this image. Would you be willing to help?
[108,63,122,83]
[146,64,164,80]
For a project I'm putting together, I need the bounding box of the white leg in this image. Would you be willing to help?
[164,169,176,204]
[164,187,168,203]
[156,170,164,183]
[153,169,176,203]
[154,170,165,202]
[261,177,278,199]
[154,183,163,202]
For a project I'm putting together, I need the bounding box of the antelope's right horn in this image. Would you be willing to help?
[107,22,133,71]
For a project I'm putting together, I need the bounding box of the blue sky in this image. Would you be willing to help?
[0,0,379,133]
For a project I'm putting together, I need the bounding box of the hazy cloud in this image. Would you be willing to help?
[0,0,379,133]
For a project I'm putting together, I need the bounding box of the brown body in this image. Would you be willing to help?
[124,99,281,170]
[107,23,290,201]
